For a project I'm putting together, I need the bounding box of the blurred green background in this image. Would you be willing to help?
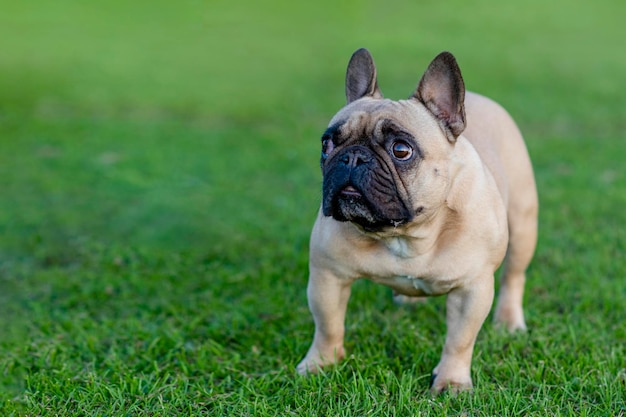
[1,0,624,261]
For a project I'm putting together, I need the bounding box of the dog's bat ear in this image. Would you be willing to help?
[345,48,383,104]
[412,52,466,142]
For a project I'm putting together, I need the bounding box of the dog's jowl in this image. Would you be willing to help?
[297,48,538,394]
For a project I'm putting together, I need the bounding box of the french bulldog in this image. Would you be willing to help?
[296,48,538,394]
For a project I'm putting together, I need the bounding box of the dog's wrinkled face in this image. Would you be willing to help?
[321,106,420,231]
[320,49,467,233]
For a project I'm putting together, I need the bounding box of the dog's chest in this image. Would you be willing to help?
[384,237,412,258]
[370,237,440,296]
[393,275,436,295]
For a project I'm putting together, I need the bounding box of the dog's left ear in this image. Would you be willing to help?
[412,52,466,142]
[346,48,383,103]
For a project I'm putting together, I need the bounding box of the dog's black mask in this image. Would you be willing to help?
[322,143,413,232]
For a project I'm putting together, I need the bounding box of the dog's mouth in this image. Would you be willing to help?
[339,185,362,197]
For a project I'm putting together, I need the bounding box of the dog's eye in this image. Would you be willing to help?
[391,141,413,161]
[322,138,334,158]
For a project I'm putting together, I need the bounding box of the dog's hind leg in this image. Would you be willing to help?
[493,189,538,331]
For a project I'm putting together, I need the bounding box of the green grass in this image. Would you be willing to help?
[1,0,625,415]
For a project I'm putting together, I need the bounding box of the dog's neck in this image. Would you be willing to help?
[355,207,452,258]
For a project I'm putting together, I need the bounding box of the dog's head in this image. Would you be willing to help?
[320,49,467,233]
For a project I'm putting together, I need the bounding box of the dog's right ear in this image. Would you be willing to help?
[345,48,383,104]
[412,52,466,142]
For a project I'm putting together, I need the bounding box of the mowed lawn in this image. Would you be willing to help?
[1,0,625,415]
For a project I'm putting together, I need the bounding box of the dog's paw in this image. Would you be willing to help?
[296,346,345,375]
[493,303,527,332]
[429,361,473,395]
[429,372,473,395]
[296,359,321,375]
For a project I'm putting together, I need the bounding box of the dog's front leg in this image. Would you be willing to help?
[431,276,494,394]
[296,267,353,374]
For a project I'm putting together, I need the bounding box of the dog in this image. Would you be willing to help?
[296,48,538,394]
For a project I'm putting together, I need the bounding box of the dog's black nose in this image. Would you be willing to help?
[340,147,372,168]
